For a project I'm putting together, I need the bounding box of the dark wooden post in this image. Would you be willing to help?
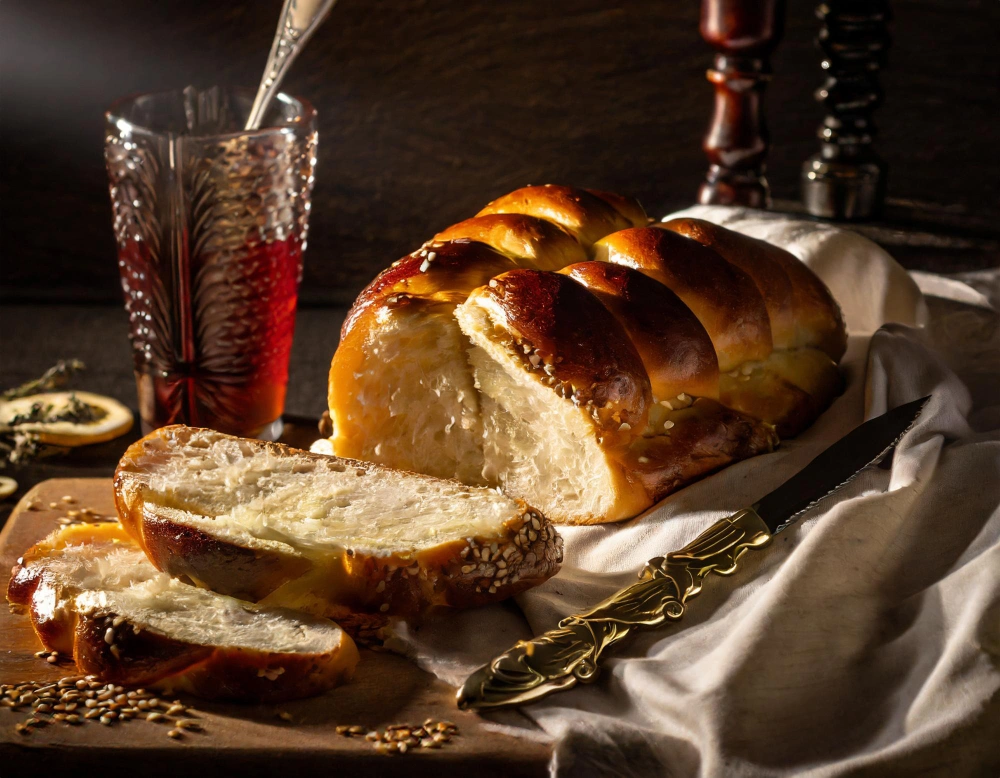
[698,0,785,208]
[801,1,891,219]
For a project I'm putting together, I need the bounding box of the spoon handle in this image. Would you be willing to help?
[245,0,338,131]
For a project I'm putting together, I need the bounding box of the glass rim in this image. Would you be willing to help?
[105,86,316,140]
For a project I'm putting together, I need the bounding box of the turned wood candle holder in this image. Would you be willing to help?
[698,0,785,208]
[802,1,892,220]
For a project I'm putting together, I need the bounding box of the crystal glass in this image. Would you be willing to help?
[105,86,317,440]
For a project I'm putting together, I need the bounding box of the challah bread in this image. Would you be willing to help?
[326,184,846,524]
[7,523,359,701]
[114,426,562,619]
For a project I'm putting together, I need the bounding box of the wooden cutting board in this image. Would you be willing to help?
[0,479,551,777]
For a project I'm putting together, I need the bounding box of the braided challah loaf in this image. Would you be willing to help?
[327,185,846,524]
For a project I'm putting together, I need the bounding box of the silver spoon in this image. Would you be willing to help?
[245,0,339,131]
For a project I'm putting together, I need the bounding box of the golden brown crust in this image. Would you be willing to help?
[134,508,312,602]
[594,226,773,372]
[623,399,778,502]
[719,348,843,437]
[662,218,847,360]
[586,189,649,228]
[74,611,214,687]
[467,269,652,443]
[8,563,79,654]
[340,239,517,342]
[477,185,634,248]
[114,426,563,620]
[161,640,359,703]
[73,608,359,702]
[434,214,587,271]
[560,261,720,402]
[7,523,134,654]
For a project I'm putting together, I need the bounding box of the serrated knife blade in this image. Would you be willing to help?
[755,395,930,534]
[457,396,930,711]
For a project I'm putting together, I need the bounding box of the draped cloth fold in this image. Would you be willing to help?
[394,207,1000,777]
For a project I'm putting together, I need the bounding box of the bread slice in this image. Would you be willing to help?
[114,426,562,621]
[7,523,359,702]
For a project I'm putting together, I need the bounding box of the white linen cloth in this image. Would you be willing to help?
[394,207,1000,777]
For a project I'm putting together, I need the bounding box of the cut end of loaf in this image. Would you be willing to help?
[456,293,649,525]
[329,301,486,484]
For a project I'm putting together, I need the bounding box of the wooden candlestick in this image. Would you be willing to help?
[698,0,785,208]
[801,1,891,219]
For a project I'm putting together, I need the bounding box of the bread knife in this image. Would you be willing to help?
[457,396,930,710]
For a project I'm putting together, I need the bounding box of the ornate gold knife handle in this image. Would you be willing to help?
[457,509,772,710]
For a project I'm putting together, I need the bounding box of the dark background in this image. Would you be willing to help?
[2,0,999,307]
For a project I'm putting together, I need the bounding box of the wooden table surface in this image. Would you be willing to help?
[0,479,552,776]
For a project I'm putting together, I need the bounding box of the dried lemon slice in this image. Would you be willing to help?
[0,391,133,447]
[0,476,16,499]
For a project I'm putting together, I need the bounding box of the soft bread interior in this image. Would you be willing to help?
[75,578,344,654]
[29,540,156,597]
[17,537,157,629]
[455,298,639,524]
[332,305,485,484]
[134,427,529,556]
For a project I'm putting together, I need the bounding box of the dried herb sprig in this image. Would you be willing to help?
[9,394,107,426]
[1,360,86,401]
[0,361,87,468]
